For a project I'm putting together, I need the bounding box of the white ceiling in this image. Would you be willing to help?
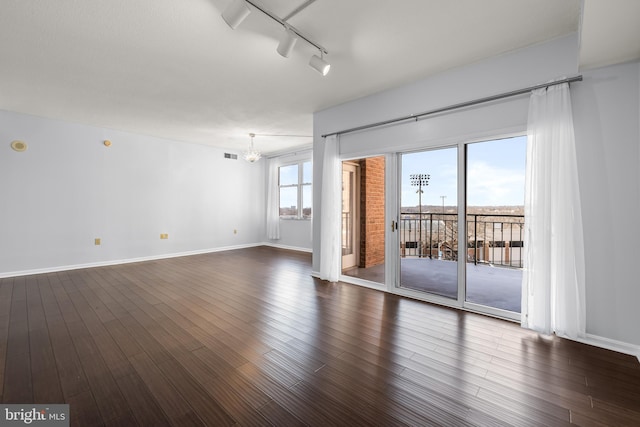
[0,0,638,155]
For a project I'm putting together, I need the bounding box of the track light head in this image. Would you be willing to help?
[222,0,329,74]
[309,53,330,76]
[276,28,298,58]
[222,0,251,30]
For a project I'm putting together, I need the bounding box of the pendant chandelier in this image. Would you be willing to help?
[243,133,261,163]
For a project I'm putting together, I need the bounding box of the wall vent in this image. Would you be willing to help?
[224,153,238,160]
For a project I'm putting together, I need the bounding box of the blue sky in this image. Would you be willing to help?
[279,162,312,209]
[401,136,526,207]
[280,137,526,210]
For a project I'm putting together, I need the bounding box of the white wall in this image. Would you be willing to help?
[313,33,580,271]
[572,60,640,347]
[265,219,312,252]
[312,33,640,353]
[0,110,265,276]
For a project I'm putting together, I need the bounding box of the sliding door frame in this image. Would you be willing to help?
[336,131,523,322]
[390,144,465,310]
[389,133,523,322]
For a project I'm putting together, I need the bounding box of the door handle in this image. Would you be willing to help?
[391,220,397,232]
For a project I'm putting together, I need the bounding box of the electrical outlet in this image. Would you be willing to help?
[94,238,101,245]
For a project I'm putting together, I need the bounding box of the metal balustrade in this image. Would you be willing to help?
[399,212,525,268]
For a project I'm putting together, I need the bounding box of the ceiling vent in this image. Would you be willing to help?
[224,153,238,160]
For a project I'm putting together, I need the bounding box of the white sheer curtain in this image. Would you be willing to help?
[522,82,586,339]
[319,134,341,282]
[266,158,280,240]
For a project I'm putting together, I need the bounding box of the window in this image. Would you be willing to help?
[279,161,312,219]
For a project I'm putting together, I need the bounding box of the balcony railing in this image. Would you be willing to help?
[399,212,524,268]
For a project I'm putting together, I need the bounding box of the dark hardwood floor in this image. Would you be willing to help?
[1,246,639,426]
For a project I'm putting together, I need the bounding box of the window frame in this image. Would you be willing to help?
[278,160,312,220]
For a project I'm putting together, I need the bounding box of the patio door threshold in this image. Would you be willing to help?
[390,284,521,323]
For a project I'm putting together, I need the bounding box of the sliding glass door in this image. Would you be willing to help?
[395,137,525,319]
[465,136,526,314]
[399,147,458,300]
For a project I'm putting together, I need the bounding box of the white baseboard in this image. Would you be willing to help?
[580,334,640,363]
[262,242,312,253]
[318,273,640,363]
[0,243,263,278]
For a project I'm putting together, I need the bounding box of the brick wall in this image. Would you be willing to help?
[359,157,385,268]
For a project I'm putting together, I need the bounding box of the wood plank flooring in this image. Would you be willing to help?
[1,246,639,426]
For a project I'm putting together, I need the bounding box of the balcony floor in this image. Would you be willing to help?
[344,258,522,313]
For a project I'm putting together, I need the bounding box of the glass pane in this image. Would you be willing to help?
[279,164,298,186]
[400,147,458,299]
[302,161,312,184]
[279,186,298,217]
[466,136,526,313]
[302,184,312,219]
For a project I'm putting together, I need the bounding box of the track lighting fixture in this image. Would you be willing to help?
[276,27,298,58]
[309,52,330,76]
[221,0,330,76]
[222,0,251,30]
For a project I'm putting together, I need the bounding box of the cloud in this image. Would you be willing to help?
[467,160,524,206]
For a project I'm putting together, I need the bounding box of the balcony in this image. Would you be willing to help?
[399,213,524,265]
[399,212,524,312]
[342,211,524,313]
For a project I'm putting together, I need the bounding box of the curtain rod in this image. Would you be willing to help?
[265,145,313,159]
[321,75,583,138]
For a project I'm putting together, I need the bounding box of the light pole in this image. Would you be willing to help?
[439,195,446,259]
[410,174,430,257]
